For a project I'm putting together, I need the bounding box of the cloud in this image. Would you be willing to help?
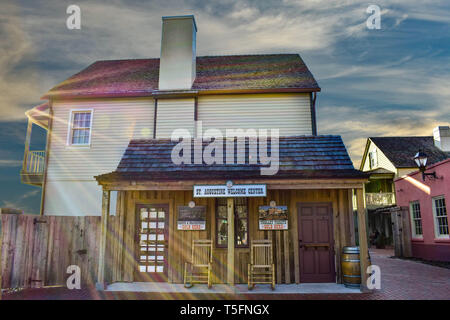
[0,159,22,167]
[0,189,40,214]
[319,103,449,167]
[0,0,449,170]
[0,1,42,121]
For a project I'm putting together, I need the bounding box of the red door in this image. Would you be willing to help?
[297,203,335,283]
[135,204,169,282]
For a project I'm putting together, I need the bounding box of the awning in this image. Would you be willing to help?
[96,135,368,186]
[25,101,50,129]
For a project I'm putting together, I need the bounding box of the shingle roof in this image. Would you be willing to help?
[43,54,320,99]
[95,135,366,182]
[370,136,450,168]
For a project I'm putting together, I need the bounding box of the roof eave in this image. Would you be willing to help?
[42,87,321,100]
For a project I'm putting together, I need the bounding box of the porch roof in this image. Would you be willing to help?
[95,135,367,183]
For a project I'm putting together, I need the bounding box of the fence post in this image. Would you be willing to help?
[0,211,3,300]
[96,189,110,290]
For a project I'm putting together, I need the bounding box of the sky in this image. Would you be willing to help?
[0,0,449,214]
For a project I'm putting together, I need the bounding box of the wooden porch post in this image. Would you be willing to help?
[0,212,3,300]
[348,189,356,246]
[356,188,370,291]
[22,119,32,172]
[96,189,110,290]
[227,197,235,285]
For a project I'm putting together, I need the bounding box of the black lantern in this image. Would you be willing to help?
[413,151,436,181]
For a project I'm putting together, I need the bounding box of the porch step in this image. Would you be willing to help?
[106,282,361,294]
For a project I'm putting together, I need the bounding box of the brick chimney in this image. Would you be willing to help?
[433,126,450,152]
[158,15,197,91]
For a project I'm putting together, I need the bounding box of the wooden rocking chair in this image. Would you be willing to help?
[248,239,275,290]
[184,239,213,288]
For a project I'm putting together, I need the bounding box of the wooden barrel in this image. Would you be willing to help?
[342,246,361,288]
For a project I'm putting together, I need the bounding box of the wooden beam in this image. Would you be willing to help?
[356,188,370,291]
[291,194,300,284]
[348,189,356,246]
[226,197,234,285]
[332,190,342,284]
[96,189,110,290]
[339,189,349,246]
[100,179,366,191]
[22,119,32,172]
[40,103,53,216]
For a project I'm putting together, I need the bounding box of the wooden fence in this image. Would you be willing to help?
[1,214,102,289]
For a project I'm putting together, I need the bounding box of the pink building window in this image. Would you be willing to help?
[410,201,423,238]
[432,196,449,238]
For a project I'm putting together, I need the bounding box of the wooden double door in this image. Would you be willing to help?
[297,203,336,283]
[135,204,169,282]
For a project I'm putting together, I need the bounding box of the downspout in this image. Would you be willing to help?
[310,92,318,136]
[39,100,53,216]
[194,96,198,138]
[153,98,158,139]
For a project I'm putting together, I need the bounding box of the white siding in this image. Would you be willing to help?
[362,140,397,173]
[156,98,195,138]
[47,98,154,181]
[43,93,313,216]
[197,93,312,136]
[44,181,102,216]
[44,98,154,216]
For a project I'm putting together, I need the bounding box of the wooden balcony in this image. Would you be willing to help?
[20,150,45,186]
[365,192,396,209]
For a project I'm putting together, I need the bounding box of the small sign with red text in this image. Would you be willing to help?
[258,206,288,230]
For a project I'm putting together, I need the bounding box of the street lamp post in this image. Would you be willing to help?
[413,151,437,181]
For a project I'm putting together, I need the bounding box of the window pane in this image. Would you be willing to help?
[217,205,227,218]
[71,112,91,145]
[216,198,249,247]
[236,218,248,246]
[434,197,448,236]
[217,219,228,246]
[410,202,423,236]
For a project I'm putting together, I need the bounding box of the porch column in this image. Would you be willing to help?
[96,189,110,290]
[227,197,235,285]
[356,188,370,291]
[22,119,32,172]
[0,212,3,300]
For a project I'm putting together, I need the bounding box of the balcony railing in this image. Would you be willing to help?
[24,150,46,174]
[365,192,396,207]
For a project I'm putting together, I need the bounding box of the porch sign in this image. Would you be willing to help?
[259,206,288,230]
[177,206,207,230]
[193,184,267,198]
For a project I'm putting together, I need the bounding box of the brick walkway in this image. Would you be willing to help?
[2,249,450,300]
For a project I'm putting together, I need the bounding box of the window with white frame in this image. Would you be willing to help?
[432,196,448,238]
[369,149,378,169]
[409,201,423,238]
[68,110,92,145]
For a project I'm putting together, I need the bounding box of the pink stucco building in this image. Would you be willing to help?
[395,158,450,262]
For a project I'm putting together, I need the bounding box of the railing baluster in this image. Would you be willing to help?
[24,150,46,174]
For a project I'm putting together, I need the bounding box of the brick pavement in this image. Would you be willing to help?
[2,249,449,300]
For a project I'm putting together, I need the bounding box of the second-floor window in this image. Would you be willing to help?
[369,149,378,169]
[409,201,423,238]
[68,110,93,146]
[432,196,449,238]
